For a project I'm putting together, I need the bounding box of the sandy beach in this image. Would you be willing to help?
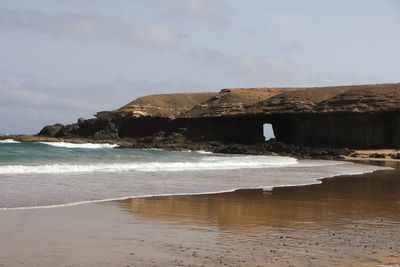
[0,160,399,266]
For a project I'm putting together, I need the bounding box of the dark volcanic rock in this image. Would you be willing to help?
[369,153,386,159]
[391,153,400,159]
[38,124,64,137]
[92,129,119,140]
[211,140,352,159]
[118,134,351,160]
[59,123,80,137]
[137,132,188,145]
[77,117,85,125]
[74,118,119,138]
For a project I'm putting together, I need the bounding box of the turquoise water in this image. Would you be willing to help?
[0,141,201,165]
[0,140,386,210]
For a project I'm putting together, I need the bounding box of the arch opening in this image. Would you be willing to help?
[263,123,275,141]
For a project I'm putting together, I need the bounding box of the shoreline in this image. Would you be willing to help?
[0,160,399,266]
[1,135,395,212]
[0,159,388,212]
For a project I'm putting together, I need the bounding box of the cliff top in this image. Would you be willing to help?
[179,88,288,118]
[107,83,400,119]
[250,83,400,114]
[112,92,216,118]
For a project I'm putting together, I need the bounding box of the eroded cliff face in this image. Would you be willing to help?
[270,113,400,148]
[38,83,400,149]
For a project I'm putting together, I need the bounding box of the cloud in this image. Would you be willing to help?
[0,80,97,134]
[190,46,304,86]
[0,76,215,134]
[190,46,380,87]
[0,8,182,47]
[0,80,100,114]
[143,0,230,26]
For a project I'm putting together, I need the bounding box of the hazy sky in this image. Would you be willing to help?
[1,0,399,134]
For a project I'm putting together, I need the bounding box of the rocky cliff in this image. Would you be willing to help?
[38,83,400,149]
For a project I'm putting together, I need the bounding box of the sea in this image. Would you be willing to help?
[0,139,387,210]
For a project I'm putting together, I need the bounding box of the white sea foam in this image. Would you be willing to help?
[0,155,297,174]
[0,139,20,144]
[39,142,118,149]
[196,150,214,154]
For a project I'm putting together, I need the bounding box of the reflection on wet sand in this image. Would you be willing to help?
[114,165,400,231]
[0,161,399,266]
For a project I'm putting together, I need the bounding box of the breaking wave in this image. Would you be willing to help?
[0,139,20,144]
[39,142,118,149]
[0,155,297,174]
[196,150,214,154]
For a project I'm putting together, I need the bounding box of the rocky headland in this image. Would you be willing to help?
[5,82,400,159]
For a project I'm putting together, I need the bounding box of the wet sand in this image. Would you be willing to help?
[0,161,399,266]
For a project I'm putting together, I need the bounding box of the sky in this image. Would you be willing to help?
[0,0,399,134]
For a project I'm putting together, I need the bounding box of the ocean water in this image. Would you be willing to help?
[0,140,387,210]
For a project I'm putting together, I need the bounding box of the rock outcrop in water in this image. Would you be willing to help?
[37,83,400,149]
